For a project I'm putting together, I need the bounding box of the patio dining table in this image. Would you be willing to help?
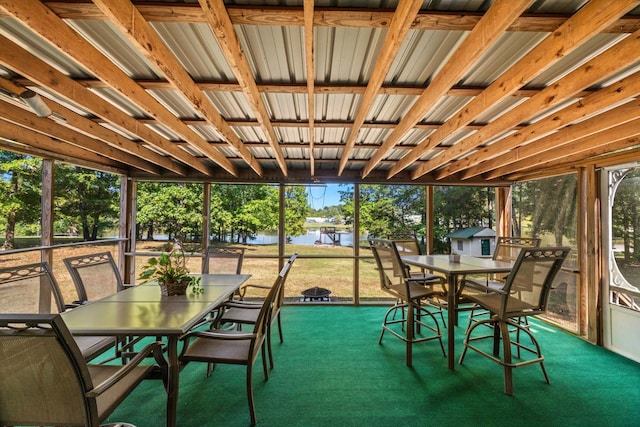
[61,273,251,427]
[401,255,512,369]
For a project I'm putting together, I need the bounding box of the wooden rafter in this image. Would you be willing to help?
[0,99,162,174]
[304,0,315,176]
[198,0,288,176]
[92,0,262,176]
[0,118,124,169]
[429,25,640,180]
[470,71,640,180]
[24,3,640,34]
[338,0,423,175]
[0,0,237,176]
[507,135,640,181]
[481,102,640,180]
[0,35,198,176]
[388,0,639,179]
[360,0,534,178]
[65,79,551,97]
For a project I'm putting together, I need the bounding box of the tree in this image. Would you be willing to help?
[137,183,203,241]
[517,175,577,246]
[340,185,426,238]
[55,165,120,240]
[0,151,42,249]
[211,184,277,243]
[612,169,640,262]
[433,186,493,253]
[284,186,310,238]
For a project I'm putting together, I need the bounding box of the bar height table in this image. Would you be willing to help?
[401,255,512,369]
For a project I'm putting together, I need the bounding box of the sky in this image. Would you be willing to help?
[306,184,348,209]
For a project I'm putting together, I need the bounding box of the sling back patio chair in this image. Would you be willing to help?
[369,238,446,362]
[458,246,570,395]
[0,313,166,427]
[213,254,297,369]
[464,237,542,291]
[389,234,444,285]
[202,246,245,275]
[63,251,129,303]
[0,262,117,362]
[179,259,293,425]
[463,237,542,332]
[64,251,141,360]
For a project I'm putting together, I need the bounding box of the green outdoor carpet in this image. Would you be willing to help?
[106,306,640,427]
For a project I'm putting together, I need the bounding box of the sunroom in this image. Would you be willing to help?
[1,0,640,425]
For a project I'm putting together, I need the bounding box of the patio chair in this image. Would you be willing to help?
[64,252,141,360]
[0,262,117,362]
[458,246,570,395]
[369,238,446,361]
[463,237,542,331]
[0,313,166,427]
[389,235,439,282]
[213,254,298,369]
[202,246,245,275]
[63,251,128,303]
[179,258,293,425]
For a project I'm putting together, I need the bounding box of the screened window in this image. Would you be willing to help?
[610,168,640,311]
[512,174,579,332]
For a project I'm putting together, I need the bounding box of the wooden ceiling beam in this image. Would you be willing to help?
[0,0,235,176]
[392,0,639,179]
[0,35,196,176]
[467,71,640,180]
[0,75,186,175]
[304,0,315,176]
[361,0,533,178]
[507,135,640,181]
[66,79,548,97]
[0,118,124,169]
[430,25,640,180]
[338,0,424,175]
[92,0,260,176]
[31,3,640,33]
[0,99,162,174]
[198,0,288,176]
[482,105,640,179]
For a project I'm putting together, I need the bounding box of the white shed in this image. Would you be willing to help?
[445,227,496,257]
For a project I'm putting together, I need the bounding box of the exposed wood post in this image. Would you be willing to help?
[40,159,54,266]
[202,183,211,273]
[495,186,512,238]
[279,184,285,270]
[579,166,601,343]
[40,159,54,312]
[425,186,434,254]
[121,178,137,285]
[354,183,360,304]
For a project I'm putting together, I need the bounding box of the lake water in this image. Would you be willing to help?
[239,228,360,246]
[153,229,362,246]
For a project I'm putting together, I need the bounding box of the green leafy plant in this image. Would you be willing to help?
[139,244,202,294]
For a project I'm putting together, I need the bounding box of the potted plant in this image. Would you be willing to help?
[139,242,202,296]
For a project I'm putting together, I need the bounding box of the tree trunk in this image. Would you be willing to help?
[2,210,16,250]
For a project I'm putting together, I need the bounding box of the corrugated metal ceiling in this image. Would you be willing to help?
[0,0,639,184]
